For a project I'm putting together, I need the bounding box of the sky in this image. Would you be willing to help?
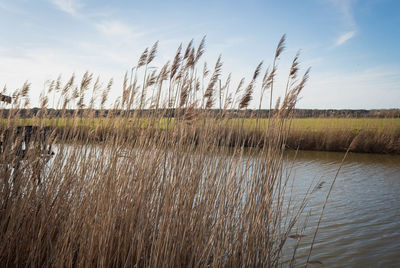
[0,0,399,109]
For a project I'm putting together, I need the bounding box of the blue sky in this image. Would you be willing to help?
[0,0,399,109]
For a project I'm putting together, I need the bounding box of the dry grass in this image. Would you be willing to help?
[236,117,400,153]
[286,118,400,153]
[1,37,321,267]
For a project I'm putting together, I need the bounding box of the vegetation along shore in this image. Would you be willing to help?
[2,112,399,154]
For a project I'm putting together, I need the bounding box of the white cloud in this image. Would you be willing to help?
[95,20,143,38]
[49,0,82,16]
[335,31,356,46]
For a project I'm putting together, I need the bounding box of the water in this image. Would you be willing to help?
[282,150,400,267]
[45,145,400,266]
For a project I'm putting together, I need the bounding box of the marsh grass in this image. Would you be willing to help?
[286,118,400,153]
[1,37,322,267]
[4,117,399,154]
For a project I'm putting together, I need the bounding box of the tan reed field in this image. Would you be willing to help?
[1,36,328,267]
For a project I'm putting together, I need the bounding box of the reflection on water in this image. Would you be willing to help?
[282,150,400,267]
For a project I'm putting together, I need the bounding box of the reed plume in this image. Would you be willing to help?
[147,41,159,65]
[170,44,182,80]
[195,35,206,64]
[138,47,149,68]
[239,61,263,109]
[204,55,223,109]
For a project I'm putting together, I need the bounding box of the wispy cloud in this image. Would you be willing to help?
[335,31,356,46]
[95,20,143,38]
[328,0,357,47]
[48,0,82,16]
[328,0,357,27]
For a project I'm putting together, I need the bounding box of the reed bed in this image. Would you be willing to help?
[233,117,400,153]
[287,120,400,154]
[1,37,323,267]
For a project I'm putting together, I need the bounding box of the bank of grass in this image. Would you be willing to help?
[287,118,400,153]
[5,117,400,154]
[0,36,354,267]
[240,118,400,154]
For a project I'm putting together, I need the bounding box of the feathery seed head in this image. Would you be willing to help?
[184,39,193,60]
[147,41,159,65]
[275,34,286,59]
[138,47,149,68]
[171,44,182,79]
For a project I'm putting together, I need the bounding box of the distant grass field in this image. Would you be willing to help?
[289,118,400,132]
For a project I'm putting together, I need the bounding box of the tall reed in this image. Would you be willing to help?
[0,37,315,267]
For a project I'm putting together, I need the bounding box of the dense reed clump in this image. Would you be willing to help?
[1,37,318,267]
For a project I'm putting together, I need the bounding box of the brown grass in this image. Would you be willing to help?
[286,124,400,154]
[0,37,321,267]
